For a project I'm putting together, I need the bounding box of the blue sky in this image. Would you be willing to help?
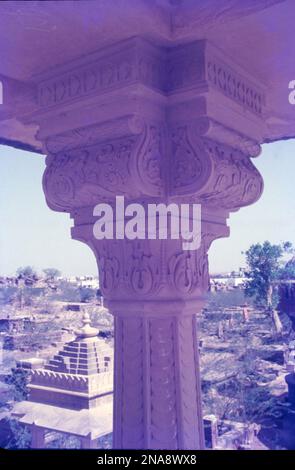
[0,140,295,276]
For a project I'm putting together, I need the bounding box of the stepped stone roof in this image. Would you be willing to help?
[25,312,113,410]
[45,312,112,376]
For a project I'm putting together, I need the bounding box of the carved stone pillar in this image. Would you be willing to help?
[30,424,46,449]
[28,38,265,449]
[80,433,97,449]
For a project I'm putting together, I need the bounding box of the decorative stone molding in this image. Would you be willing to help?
[37,39,166,109]
[44,115,145,154]
[193,117,262,157]
[34,37,265,121]
[30,370,88,393]
[198,139,263,210]
[42,117,168,210]
[29,369,113,396]
[206,58,263,116]
[71,218,228,303]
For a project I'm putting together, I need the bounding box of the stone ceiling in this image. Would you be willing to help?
[0,0,294,147]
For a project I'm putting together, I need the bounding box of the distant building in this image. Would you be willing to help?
[65,276,99,290]
[210,269,247,291]
[12,313,113,448]
[78,276,100,289]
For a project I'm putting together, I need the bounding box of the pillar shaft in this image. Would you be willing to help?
[113,312,204,449]
[31,425,45,449]
[81,434,97,449]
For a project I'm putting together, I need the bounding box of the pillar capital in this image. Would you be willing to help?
[31,37,264,219]
[42,114,263,213]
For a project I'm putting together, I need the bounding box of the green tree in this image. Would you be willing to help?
[79,287,96,303]
[16,266,38,283]
[244,241,293,335]
[5,367,30,401]
[16,266,38,308]
[43,268,61,280]
[5,418,31,449]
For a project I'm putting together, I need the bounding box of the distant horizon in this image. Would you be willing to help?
[0,269,244,278]
[1,140,295,277]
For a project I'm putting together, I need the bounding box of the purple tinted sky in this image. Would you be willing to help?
[0,140,295,277]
